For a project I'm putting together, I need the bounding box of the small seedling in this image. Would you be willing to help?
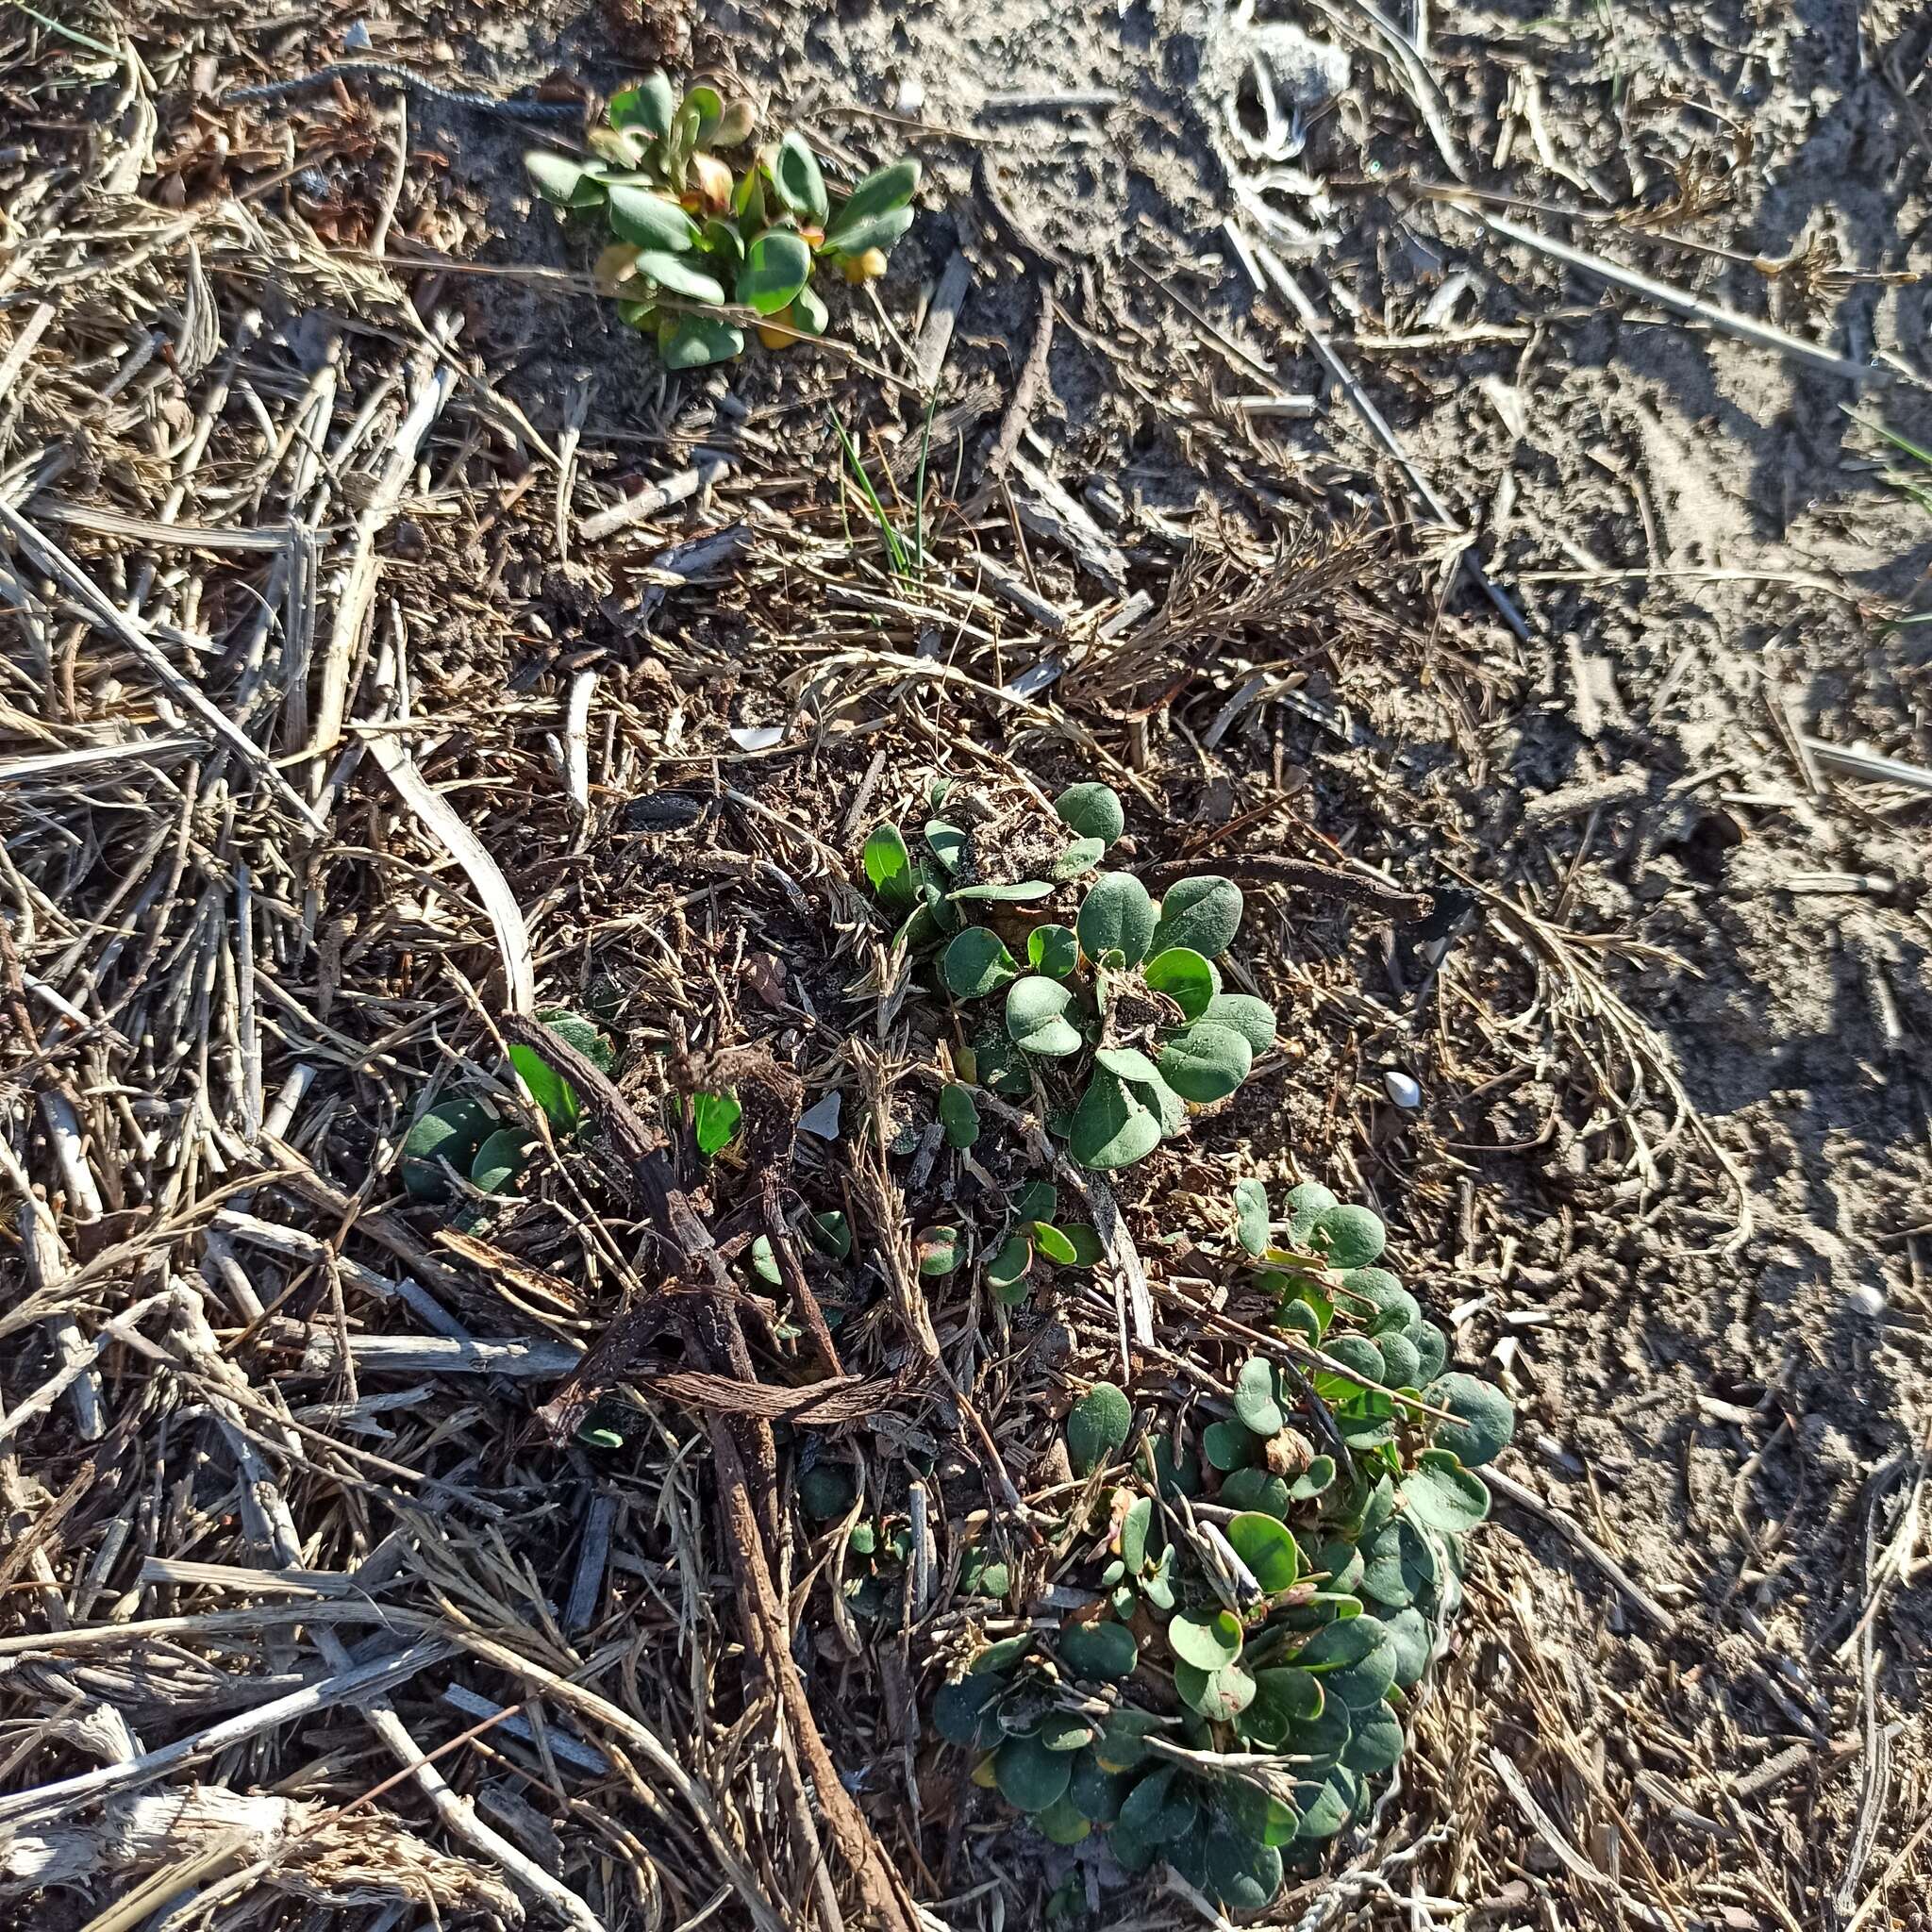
[525,71,920,368]
[981,1177,1105,1307]
[859,784,1277,1176]
[399,1008,613,1218]
[930,1189,1514,1911]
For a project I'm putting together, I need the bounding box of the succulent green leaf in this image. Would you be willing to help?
[1202,1419,1256,1472]
[1059,1620,1139,1681]
[606,184,699,250]
[1283,1180,1338,1244]
[1357,1472,1398,1541]
[525,150,605,208]
[1407,1320,1449,1385]
[1316,1538,1366,1594]
[1067,1070,1160,1171]
[934,1674,1002,1746]
[681,1089,741,1159]
[1290,1455,1336,1503]
[985,1230,1032,1291]
[1009,1179,1057,1223]
[1227,1512,1302,1593]
[1314,1203,1387,1268]
[508,1043,579,1134]
[1076,872,1157,967]
[1384,1605,1433,1687]
[1276,1297,1324,1344]
[770,131,830,224]
[1247,1667,1324,1746]
[937,1082,980,1150]
[736,228,811,314]
[971,1633,1033,1676]
[824,158,920,249]
[950,879,1054,903]
[1119,1493,1154,1573]
[1426,1372,1516,1467]
[1400,1451,1491,1535]
[1219,1467,1291,1518]
[1036,1712,1095,1752]
[1069,1753,1133,1824]
[402,1099,495,1199]
[1026,924,1078,976]
[915,1224,962,1276]
[470,1126,532,1194]
[1142,946,1220,1020]
[1119,1765,1194,1842]
[942,926,1019,998]
[797,1462,855,1519]
[1377,1331,1422,1388]
[1234,1356,1287,1435]
[1149,875,1243,958]
[1067,1382,1132,1474]
[1054,781,1125,844]
[1346,1268,1420,1333]
[1174,1658,1257,1721]
[1050,836,1106,880]
[682,83,724,137]
[1005,975,1083,1056]
[1200,991,1276,1054]
[1091,1707,1166,1774]
[1316,1333,1385,1400]
[808,1208,851,1258]
[1291,1761,1363,1840]
[1298,1614,1397,1709]
[1221,1779,1300,1850]
[657,312,744,369]
[993,1734,1072,1813]
[749,1235,780,1285]
[1344,1707,1405,1774]
[1158,1022,1253,1103]
[827,199,918,258]
[1232,1177,1271,1257]
[1204,1828,1283,1912]
[1058,1223,1105,1266]
[1036,1791,1091,1843]
[608,72,675,136]
[634,249,725,302]
[923,821,966,872]
[1169,1608,1243,1672]
[732,160,765,225]
[1358,1528,1411,1608]
[862,822,916,905]
[791,282,829,336]
[1032,1222,1078,1265]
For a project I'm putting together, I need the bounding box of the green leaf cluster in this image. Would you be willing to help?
[930,1194,1517,1912]
[399,1008,614,1222]
[525,73,920,369]
[862,786,1276,1180]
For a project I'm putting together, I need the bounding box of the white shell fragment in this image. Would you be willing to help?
[727,724,785,751]
[1382,1070,1423,1109]
[798,1092,842,1141]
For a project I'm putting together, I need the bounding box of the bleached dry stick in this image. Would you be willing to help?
[1476,209,1885,388]
[305,313,461,770]
[0,501,325,830]
[0,1641,453,1826]
[163,1290,608,1932]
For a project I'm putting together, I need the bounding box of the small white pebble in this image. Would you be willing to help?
[894,75,925,117]
[1845,1283,1887,1319]
[1382,1069,1422,1109]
